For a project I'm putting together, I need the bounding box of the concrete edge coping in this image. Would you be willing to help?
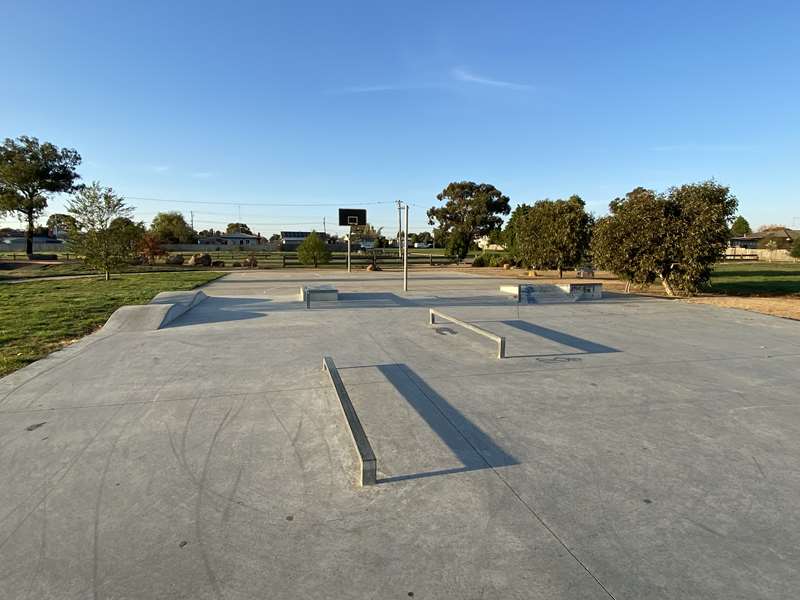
[322,356,377,486]
[429,308,506,359]
[101,289,208,332]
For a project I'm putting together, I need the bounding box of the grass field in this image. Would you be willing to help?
[709,262,800,295]
[0,262,220,281]
[0,271,223,377]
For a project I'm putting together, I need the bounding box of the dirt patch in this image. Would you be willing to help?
[686,296,800,321]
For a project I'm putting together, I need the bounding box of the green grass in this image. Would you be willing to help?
[0,271,223,377]
[709,262,800,295]
[0,262,220,281]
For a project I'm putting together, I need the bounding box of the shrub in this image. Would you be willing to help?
[791,237,800,259]
[471,253,488,267]
[297,231,331,267]
[165,254,184,265]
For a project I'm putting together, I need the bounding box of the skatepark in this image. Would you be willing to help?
[1,270,798,599]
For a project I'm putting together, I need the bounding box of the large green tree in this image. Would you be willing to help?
[730,215,751,237]
[46,213,77,235]
[515,196,592,277]
[0,136,82,255]
[67,182,144,280]
[427,182,511,260]
[297,231,331,267]
[503,203,533,260]
[151,211,197,243]
[592,181,737,296]
[226,222,253,235]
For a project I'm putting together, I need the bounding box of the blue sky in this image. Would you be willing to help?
[3,0,799,235]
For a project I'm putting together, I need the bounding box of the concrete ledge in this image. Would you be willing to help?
[429,309,506,359]
[301,286,338,308]
[102,290,208,332]
[322,356,377,486]
[557,282,603,300]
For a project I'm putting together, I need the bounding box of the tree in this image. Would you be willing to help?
[730,215,751,237]
[790,236,800,260]
[297,231,331,267]
[427,181,511,260]
[515,196,592,277]
[46,213,77,236]
[269,233,281,242]
[415,231,433,245]
[503,203,533,259]
[67,182,143,280]
[151,211,197,244]
[226,222,252,235]
[139,232,166,264]
[0,136,82,255]
[592,181,737,296]
[198,228,222,238]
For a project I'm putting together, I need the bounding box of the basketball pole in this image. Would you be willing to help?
[347,229,351,273]
[403,204,409,292]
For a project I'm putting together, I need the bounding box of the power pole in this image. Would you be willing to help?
[396,199,403,259]
[190,211,194,230]
[323,216,326,236]
[403,204,409,292]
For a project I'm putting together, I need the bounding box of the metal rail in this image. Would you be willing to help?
[322,356,377,486]
[429,309,506,359]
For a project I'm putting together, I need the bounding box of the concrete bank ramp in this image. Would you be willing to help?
[102,290,208,332]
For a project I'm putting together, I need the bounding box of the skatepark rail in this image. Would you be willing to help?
[429,309,506,359]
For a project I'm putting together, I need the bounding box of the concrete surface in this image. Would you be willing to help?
[1,269,799,599]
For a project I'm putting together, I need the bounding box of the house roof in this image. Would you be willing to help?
[221,232,259,239]
[731,228,799,241]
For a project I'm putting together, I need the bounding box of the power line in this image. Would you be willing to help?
[125,195,394,208]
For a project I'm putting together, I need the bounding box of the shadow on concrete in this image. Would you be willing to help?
[165,297,275,327]
[500,320,620,356]
[374,363,518,483]
[337,292,420,307]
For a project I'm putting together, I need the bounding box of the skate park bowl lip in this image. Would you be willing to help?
[101,289,209,332]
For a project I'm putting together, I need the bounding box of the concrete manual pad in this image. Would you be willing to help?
[1,270,799,599]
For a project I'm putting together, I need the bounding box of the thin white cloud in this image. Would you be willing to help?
[451,67,533,90]
[651,143,758,152]
[191,171,214,179]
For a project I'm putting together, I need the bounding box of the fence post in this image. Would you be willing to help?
[282,255,286,268]
[429,253,433,266]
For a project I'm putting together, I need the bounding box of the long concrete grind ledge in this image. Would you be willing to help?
[101,289,208,332]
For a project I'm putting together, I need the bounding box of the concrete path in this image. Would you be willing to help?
[1,270,798,599]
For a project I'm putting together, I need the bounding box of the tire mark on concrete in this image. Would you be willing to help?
[92,405,144,600]
[22,496,47,600]
[0,406,124,552]
[195,406,234,600]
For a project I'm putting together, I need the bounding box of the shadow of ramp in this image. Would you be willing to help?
[500,320,620,355]
[375,363,517,483]
[164,296,275,327]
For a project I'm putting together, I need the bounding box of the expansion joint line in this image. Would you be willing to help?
[399,365,617,600]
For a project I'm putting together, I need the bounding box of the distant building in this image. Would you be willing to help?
[729,228,799,250]
[199,232,263,246]
[280,231,331,249]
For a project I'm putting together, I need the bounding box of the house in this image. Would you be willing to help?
[729,228,799,250]
[199,232,263,246]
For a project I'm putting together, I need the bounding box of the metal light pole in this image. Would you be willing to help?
[347,233,351,273]
[403,204,409,292]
